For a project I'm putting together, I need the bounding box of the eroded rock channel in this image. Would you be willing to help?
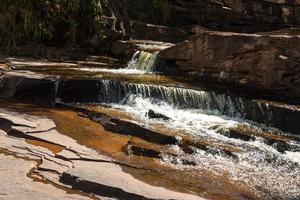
[1,0,300,199]
[0,54,299,200]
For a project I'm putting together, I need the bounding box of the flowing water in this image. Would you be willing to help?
[68,52,300,199]
[6,52,300,199]
[76,51,158,74]
[126,51,158,72]
[103,95,300,198]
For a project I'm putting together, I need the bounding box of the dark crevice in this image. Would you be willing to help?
[60,172,154,200]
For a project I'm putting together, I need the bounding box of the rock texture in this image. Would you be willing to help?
[0,71,56,105]
[159,30,300,102]
[108,0,300,43]
[1,68,300,134]
[0,153,91,200]
[0,108,203,200]
[111,39,174,57]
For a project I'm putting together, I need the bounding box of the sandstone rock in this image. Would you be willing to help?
[159,30,300,102]
[78,108,178,145]
[0,154,90,200]
[0,109,204,200]
[6,57,78,68]
[1,70,300,134]
[111,39,174,57]
[113,0,300,36]
[60,160,202,200]
[0,71,56,105]
[123,143,162,158]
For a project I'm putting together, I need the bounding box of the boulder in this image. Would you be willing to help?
[147,109,170,120]
[0,71,56,105]
[77,108,178,145]
[159,30,300,102]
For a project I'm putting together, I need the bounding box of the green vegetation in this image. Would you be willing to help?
[0,0,108,51]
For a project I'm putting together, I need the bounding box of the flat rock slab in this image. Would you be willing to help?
[6,57,78,68]
[62,160,202,200]
[111,40,175,57]
[0,154,92,200]
[0,108,205,200]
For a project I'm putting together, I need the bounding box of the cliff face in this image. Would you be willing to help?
[159,30,300,102]
[108,0,300,102]
[115,0,300,36]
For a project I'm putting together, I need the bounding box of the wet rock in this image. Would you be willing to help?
[0,108,203,200]
[265,139,293,153]
[111,39,174,58]
[180,141,208,154]
[224,129,254,141]
[77,108,178,145]
[78,107,238,160]
[102,117,178,145]
[123,143,197,166]
[179,139,238,159]
[1,70,300,135]
[0,71,56,105]
[162,154,198,167]
[76,61,113,68]
[122,144,161,158]
[56,80,100,103]
[147,109,170,120]
[228,125,300,153]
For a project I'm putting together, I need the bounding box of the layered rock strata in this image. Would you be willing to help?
[159,30,300,102]
[110,0,300,41]
[0,108,202,200]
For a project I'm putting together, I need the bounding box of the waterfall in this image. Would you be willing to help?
[97,80,255,118]
[56,78,300,134]
[54,81,58,102]
[126,51,158,72]
[54,80,62,103]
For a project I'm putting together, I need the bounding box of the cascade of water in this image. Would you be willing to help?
[55,78,300,199]
[95,79,300,133]
[56,78,299,133]
[126,51,141,69]
[97,79,245,117]
[126,51,158,72]
[106,90,300,200]
[54,80,61,103]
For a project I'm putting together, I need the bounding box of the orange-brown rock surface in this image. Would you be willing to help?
[159,29,300,102]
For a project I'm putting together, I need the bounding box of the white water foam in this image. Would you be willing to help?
[76,67,148,74]
[110,95,238,139]
[285,151,300,164]
[126,51,158,72]
[104,94,300,199]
